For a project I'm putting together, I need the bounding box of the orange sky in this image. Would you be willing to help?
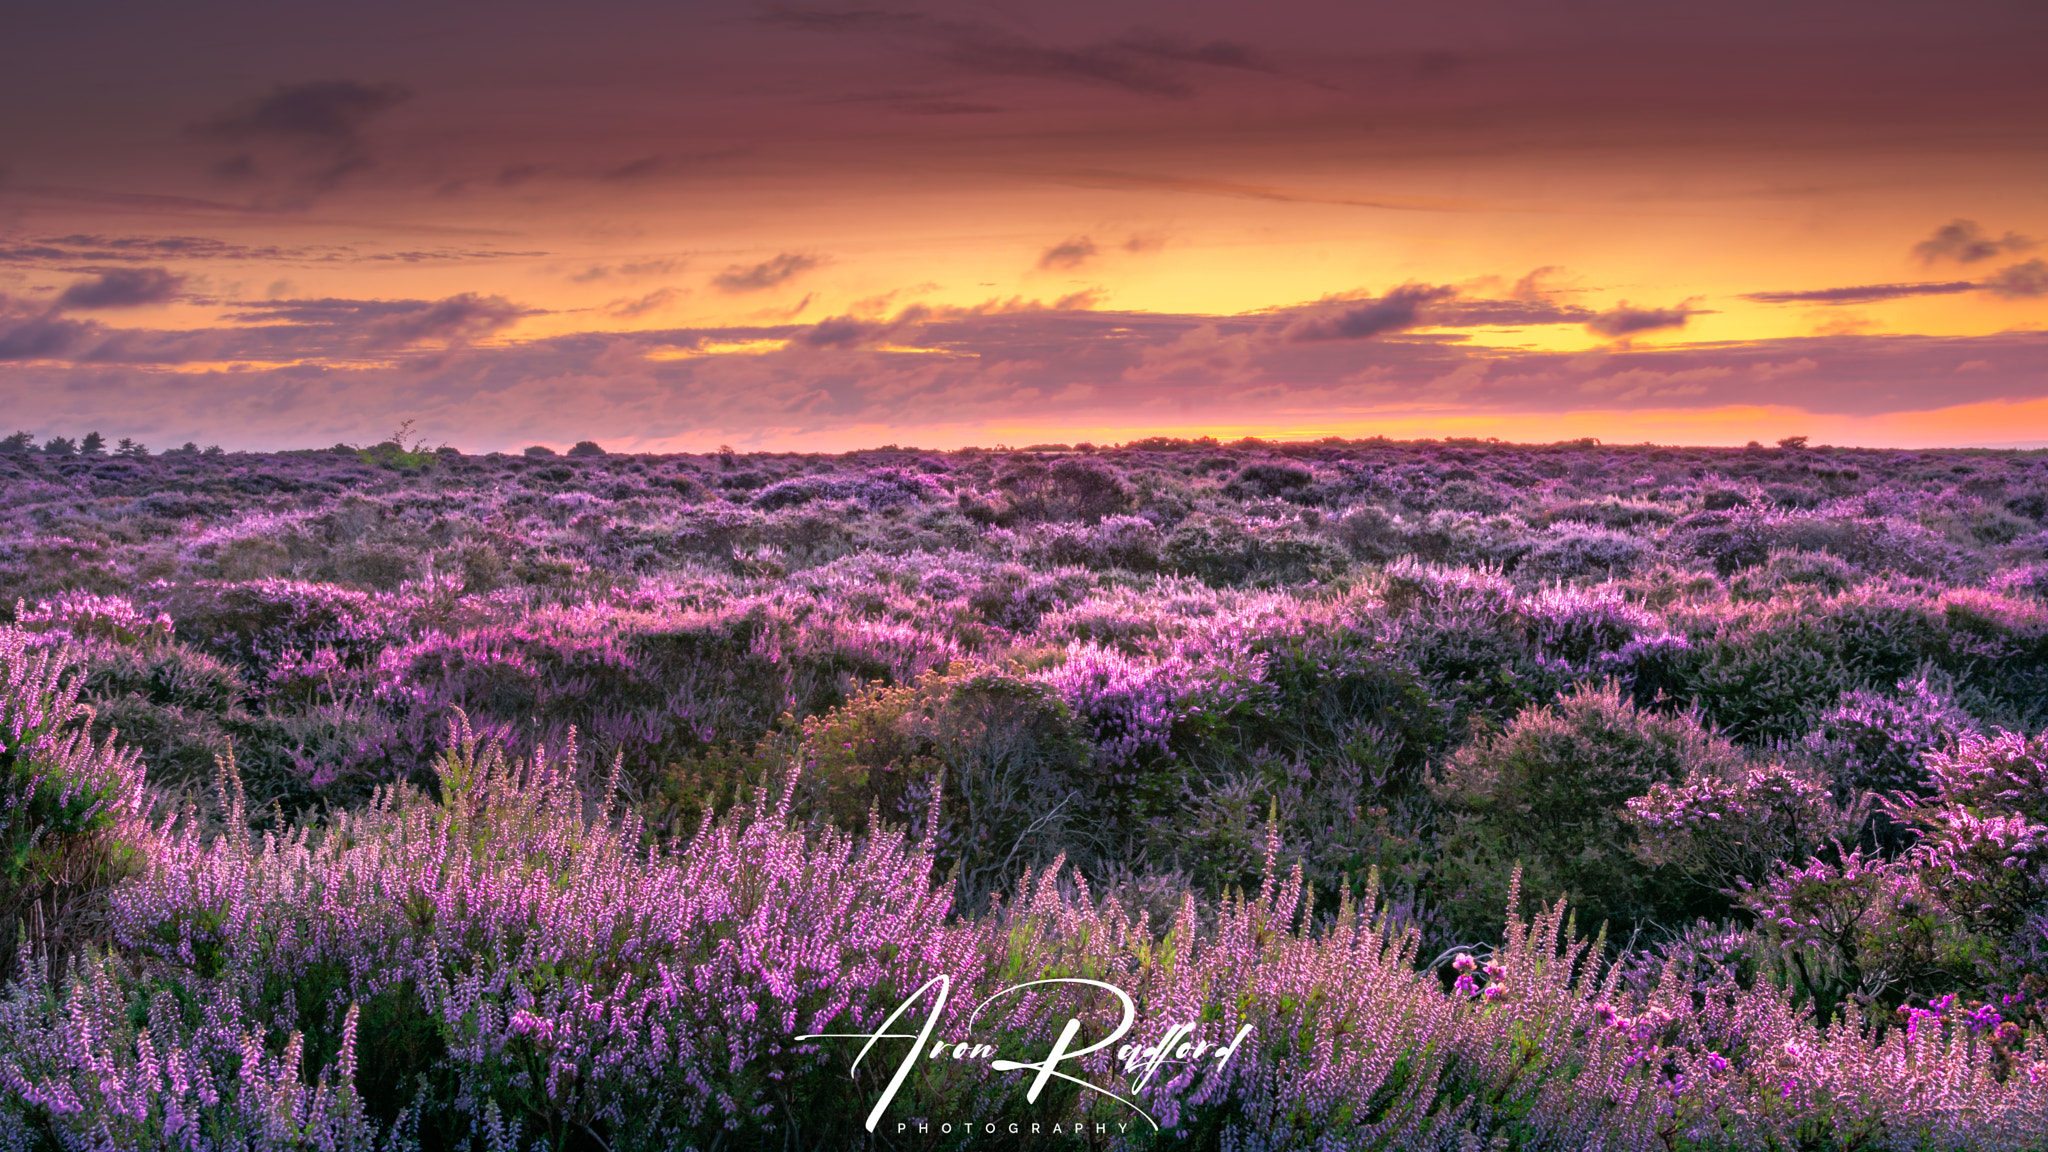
[2,0,2044,451]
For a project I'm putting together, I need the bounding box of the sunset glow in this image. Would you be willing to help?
[3,0,2043,450]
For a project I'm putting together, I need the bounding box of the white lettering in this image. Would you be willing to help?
[1213,1023,1255,1069]
[976,978,1157,1131]
[795,974,951,1132]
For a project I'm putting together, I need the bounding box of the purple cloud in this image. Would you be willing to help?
[56,268,186,310]
[1586,304,1694,339]
[191,79,412,197]
[1913,219,2036,265]
[1982,259,2048,299]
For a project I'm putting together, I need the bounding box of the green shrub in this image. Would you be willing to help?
[1432,681,1744,940]
[1679,606,1853,743]
[993,457,1133,523]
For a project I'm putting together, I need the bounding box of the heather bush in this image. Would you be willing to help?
[1220,460,1313,502]
[1331,503,1404,562]
[1991,562,2048,598]
[1724,728,2048,1026]
[994,456,1134,523]
[0,712,2033,1149]
[1027,514,1164,572]
[1397,510,1533,570]
[1675,602,1854,743]
[780,664,1100,908]
[0,630,151,981]
[1625,761,1860,896]
[1895,730,2048,939]
[370,599,827,779]
[1725,547,1861,601]
[1161,514,1348,587]
[1673,508,1973,582]
[1518,523,1646,579]
[1541,498,1676,530]
[143,579,394,676]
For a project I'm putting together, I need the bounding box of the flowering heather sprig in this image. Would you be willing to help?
[1892,729,2048,933]
[16,592,175,647]
[1806,677,1981,798]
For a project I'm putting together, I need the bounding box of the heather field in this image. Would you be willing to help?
[4,432,2048,1150]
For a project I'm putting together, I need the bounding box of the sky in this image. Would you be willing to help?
[2,0,2045,452]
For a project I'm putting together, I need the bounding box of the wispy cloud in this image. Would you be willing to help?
[191,80,413,203]
[1912,218,2035,265]
[712,253,823,293]
[1037,236,1097,270]
[56,268,185,309]
[1743,281,1976,305]
[1288,284,1457,341]
[762,10,1274,99]
[1982,259,2048,299]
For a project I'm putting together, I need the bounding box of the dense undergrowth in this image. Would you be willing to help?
[0,433,2045,1148]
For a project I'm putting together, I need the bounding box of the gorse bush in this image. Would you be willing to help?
[1433,681,1747,939]
[1,438,2046,1146]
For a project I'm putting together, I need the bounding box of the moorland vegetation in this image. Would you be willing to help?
[1,430,2045,1148]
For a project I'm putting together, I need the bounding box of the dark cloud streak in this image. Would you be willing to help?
[191,80,413,199]
[1913,219,2035,265]
[1288,284,1457,341]
[763,10,1270,98]
[1743,280,1976,305]
[712,253,822,293]
[1037,237,1097,270]
[55,268,185,309]
[1586,304,1694,338]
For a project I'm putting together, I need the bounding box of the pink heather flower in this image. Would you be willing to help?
[1961,1003,2002,1034]
[1452,953,1477,973]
